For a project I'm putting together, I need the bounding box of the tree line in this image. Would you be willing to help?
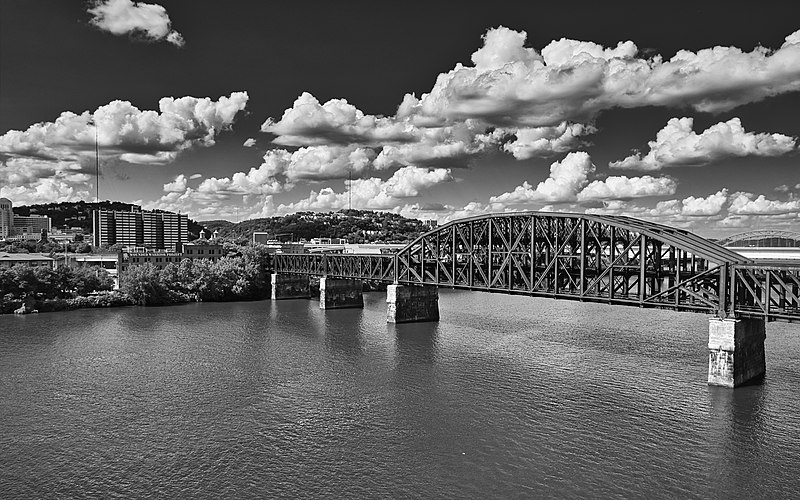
[119,244,273,306]
[0,264,119,313]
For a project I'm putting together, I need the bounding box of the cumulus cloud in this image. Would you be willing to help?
[490,152,596,205]
[243,138,257,148]
[489,152,675,208]
[492,123,597,159]
[263,93,493,170]
[261,92,414,147]
[245,166,453,218]
[610,117,797,170]
[728,192,800,215]
[257,26,800,183]
[577,175,676,201]
[585,188,800,234]
[0,92,248,165]
[405,26,800,128]
[680,190,730,216]
[163,174,188,193]
[88,0,184,46]
[0,92,248,203]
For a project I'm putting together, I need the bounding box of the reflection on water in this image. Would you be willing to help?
[1,290,799,498]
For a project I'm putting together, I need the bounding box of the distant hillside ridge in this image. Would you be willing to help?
[200,210,429,243]
[12,201,205,240]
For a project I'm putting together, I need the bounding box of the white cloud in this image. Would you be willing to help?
[490,151,595,204]
[0,92,247,204]
[610,117,797,170]
[680,190,729,216]
[243,138,257,148]
[490,152,676,208]
[410,26,800,127]
[577,175,676,201]
[584,188,800,236]
[728,192,800,215]
[0,92,248,166]
[163,174,188,193]
[494,122,596,159]
[88,0,184,46]
[251,166,454,217]
[261,92,413,147]
[257,26,800,180]
[0,177,90,206]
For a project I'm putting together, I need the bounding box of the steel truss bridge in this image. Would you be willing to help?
[274,213,800,322]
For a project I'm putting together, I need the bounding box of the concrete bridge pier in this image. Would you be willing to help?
[271,273,311,300]
[708,317,766,388]
[386,284,439,323]
[319,278,364,309]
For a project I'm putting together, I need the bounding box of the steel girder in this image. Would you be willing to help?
[272,212,800,322]
[274,253,395,282]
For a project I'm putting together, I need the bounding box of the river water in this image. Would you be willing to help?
[1,290,799,499]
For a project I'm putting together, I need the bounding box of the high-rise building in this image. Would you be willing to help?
[93,208,188,250]
[0,198,12,239]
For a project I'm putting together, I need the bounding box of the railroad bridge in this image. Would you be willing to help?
[270,212,800,388]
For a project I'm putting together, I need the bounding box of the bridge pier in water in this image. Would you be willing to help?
[271,273,311,300]
[319,278,364,309]
[386,284,439,323]
[708,317,766,388]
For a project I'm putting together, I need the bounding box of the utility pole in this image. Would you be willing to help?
[95,122,100,203]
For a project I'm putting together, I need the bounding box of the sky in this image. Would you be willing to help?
[1,0,800,237]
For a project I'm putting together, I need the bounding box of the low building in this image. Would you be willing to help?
[118,250,185,274]
[68,253,120,289]
[181,240,225,260]
[0,252,55,269]
[13,215,51,235]
[118,240,226,274]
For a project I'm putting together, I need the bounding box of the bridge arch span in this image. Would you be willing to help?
[274,212,800,321]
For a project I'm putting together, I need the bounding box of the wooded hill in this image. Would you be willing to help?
[201,210,428,243]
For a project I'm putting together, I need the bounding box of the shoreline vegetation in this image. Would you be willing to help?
[3,204,425,315]
[1,243,275,314]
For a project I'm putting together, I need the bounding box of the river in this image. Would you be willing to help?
[2,290,799,498]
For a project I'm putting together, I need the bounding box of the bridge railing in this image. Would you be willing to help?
[274,253,396,282]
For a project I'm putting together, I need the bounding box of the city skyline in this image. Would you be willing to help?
[2,1,800,236]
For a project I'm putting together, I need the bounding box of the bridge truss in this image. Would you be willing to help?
[274,213,800,322]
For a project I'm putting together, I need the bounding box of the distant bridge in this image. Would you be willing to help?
[719,230,800,248]
[274,212,800,323]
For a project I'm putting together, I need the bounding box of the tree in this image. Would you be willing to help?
[120,263,170,306]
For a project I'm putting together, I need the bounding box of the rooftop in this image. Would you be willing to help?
[0,252,54,261]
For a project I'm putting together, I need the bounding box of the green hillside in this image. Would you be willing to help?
[200,210,428,243]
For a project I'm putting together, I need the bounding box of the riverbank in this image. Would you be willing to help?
[2,291,136,315]
[3,275,389,315]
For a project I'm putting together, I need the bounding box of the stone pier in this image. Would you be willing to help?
[386,284,439,323]
[271,273,311,300]
[319,278,364,309]
[708,317,766,387]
